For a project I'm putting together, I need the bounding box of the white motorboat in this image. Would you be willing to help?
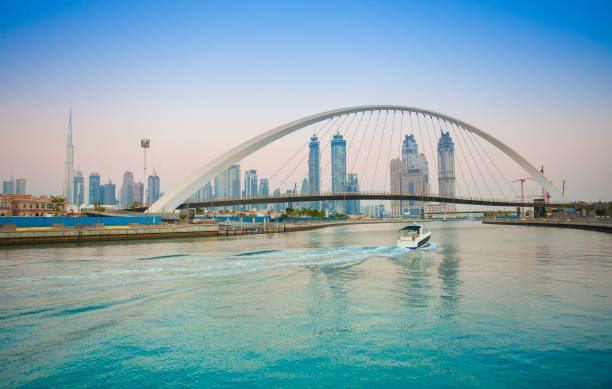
[396,224,431,249]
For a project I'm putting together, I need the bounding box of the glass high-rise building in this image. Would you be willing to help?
[258,178,269,210]
[308,135,320,210]
[244,169,257,211]
[273,188,283,213]
[227,165,241,211]
[345,173,360,215]
[192,182,213,202]
[134,182,144,204]
[244,170,258,197]
[102,180,117,205]
[299,177,309,209]
[3,179,14,194]
[15,179,26,194]
[438,131,455,197]
[88,172,101,205]
[390,135,429,217]
[147,172,160,204]
[214,173,226,198]
[72,172,84,205]
[120,171,135,206]
[331,133,346,214]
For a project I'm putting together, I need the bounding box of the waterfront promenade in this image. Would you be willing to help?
[482,217,612,233]
[0,219,401,246]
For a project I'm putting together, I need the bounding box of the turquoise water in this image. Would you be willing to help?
[1,221,611,387]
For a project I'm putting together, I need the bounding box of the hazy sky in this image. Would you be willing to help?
[1,0,611,201]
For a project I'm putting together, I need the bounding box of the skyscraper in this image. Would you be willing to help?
[300,177,309,209]
[390,135,429,217]
[308,135,320,210]
[202,182,213,200]
[120,171,135,206]
[147,172,160,204]
[214,172,227,199]
[228,165,241,211]
[243,169,258,211]
[258,178,269,210]
[15,178,26,194]
[331,133,346,214]
[72,171,84,205]
[102,180,117,205]
[2,179,14,194]
[273,188,283,213]
[244,170,258,197]
[191,182,213,202]
[88,172,101,205]
[438,131,455,197]
[345,173,360,215]
[134,182,144,204]
[63,107,74,204]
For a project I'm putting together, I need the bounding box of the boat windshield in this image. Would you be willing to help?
[399,225,421,238]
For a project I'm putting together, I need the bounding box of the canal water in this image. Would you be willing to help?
[1,222,611,387]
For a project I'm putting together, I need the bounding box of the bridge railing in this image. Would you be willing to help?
[180,191,573,208]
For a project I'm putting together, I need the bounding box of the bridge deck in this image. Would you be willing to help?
[175,192,574,210]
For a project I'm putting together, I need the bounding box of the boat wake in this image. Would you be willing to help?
[7,244,439,294]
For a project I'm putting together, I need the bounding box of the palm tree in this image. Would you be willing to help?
[94,201,105,224]
[49,196,66,223]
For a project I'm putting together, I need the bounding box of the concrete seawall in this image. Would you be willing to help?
[0,225,219,246]
[0,219,410,246]
[482,218,612,233]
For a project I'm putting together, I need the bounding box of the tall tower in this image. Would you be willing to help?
[308,135,320,210]
[437,132,455,197]
[331,132,346,214]
[390,135,429,217]
[121,171,135,206]
[63,106,74,204]
[147,172,161,204]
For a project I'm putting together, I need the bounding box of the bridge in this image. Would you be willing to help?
[147,105,571,214]
[179,192,572,210]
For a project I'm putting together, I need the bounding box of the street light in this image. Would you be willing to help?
[141,139,150,207]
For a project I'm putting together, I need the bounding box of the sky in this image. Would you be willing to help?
[0,0,611,202]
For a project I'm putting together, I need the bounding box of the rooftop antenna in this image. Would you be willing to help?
[141,139,150,206]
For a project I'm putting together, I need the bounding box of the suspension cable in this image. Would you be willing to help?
[435,118,468,199]
[319,112,359,181]
[421,113,439,195]
[470,130,519,197]
[346,111,366,154]
[349,110,374,174]
[370,110,390,190]
[383,110,398,192]
[462,124,507,200]
[409,112,427,206]
[267,115,338,184]
[447,119,482,199]
[453,119,494,199]
[274,113,345,191]
[358,109,382,190]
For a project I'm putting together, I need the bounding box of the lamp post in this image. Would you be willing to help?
[141,139,150,207]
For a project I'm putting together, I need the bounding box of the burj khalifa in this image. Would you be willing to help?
[62,107,74,204]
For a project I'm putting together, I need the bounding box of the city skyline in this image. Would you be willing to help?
[0,2,610,201]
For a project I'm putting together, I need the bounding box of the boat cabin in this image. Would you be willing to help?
[399,225,421,240]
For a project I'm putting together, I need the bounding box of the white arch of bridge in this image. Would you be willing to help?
[148,105,564,212]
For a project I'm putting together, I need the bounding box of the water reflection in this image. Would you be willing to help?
[394,250,434,308]
[436,226,463,316]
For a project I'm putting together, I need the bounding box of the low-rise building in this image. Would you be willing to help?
[424,203,457,217]
[0,194,66,217]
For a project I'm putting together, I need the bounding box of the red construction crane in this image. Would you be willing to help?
[513,177,534,216]
[539,165,551,202]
